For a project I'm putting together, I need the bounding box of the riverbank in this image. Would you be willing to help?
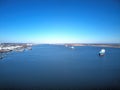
[0,43,33,59]
[0,43,33,53]
[63,43,120,48]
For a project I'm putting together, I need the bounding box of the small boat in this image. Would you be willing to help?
[99,49,105,56]
[71,46,74,49]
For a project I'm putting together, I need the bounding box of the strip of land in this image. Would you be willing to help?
[63,43,120,48]
[0,43,33,53]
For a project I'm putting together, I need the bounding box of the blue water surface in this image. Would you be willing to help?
[0,45,120,89]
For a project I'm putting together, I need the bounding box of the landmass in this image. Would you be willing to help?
[63,43,120,48]
[0,43,33,59]
[0,43,33,53]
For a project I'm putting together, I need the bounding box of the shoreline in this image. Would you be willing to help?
[1,43,120,53]
[63,43,120,48]
[0,43,33,53]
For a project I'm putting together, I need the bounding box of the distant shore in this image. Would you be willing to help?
[63,43,120,48]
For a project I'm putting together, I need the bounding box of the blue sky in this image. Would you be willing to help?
[0,0,120,43]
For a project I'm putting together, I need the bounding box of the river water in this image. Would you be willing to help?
[0,45,120,89]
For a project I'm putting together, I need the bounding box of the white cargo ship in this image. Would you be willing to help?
[99,49,105,56]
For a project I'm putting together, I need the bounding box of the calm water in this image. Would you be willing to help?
[0,45,120,89]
